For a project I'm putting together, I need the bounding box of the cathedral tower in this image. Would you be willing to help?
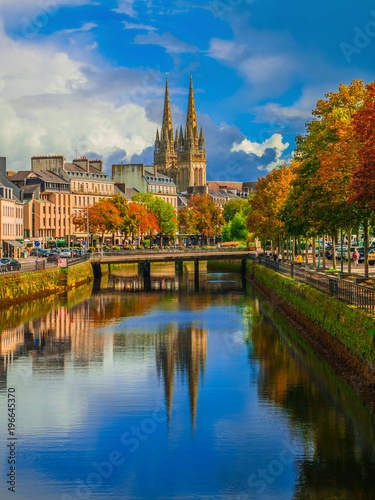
[154,79,177,177]
[154,76,206,192]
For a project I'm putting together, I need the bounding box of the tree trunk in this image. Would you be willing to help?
[364,219,369,279]
[293,236,296,263]
[322,236,326,269]
[312,237,316,267]
[305,237,309,265]
[332,233,336,270]
[347,228,352,275]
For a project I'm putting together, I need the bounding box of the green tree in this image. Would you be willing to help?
[223,198,251,223]
[132,193,178,238]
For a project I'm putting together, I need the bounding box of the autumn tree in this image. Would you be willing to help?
[122,202,159,240]
[247,164,294,250]
[179,194,224,240]
[132,193,178,240]
[72,198,121,244]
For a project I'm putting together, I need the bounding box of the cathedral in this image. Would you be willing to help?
[154,76,206,193]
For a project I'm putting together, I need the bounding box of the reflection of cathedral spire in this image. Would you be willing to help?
[156,329,178,428]
[156,325,207,432]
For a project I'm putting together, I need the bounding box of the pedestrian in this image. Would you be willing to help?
[266,249,271,258]
[273,251,277,261]
[254,249,259,259]
[353,249,359,266]
[278,253,282,262]
[297,253,303,269]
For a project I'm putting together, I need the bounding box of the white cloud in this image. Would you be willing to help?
[206,38,245,61]
[0,25,159,173]
[240,55,292,86]
[134,31,198,54]
[57,22,97,35]
[252,85,333,131]
[232,133,289,172]
[113,0,137,17]
[123,21,156,31]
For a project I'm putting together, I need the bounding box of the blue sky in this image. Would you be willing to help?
[1,0,375,181]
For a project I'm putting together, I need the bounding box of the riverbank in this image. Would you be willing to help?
[0,260,94,307]
[247,261,375,409]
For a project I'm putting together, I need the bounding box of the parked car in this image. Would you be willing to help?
[0,260,9,272]
[335,246,347,260]
[0,258,21,271]
[59,248,72,258]
[46,253,59,263]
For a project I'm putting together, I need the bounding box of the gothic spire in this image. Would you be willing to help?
[199,125,204,142]
[162,78,173,134]
[186,74,197,132]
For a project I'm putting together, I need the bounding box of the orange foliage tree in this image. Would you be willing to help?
[179,194,224,239]
[247,164,294,243]
[72,198,122,243]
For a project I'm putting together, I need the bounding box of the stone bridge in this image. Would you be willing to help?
[90,248,251,289]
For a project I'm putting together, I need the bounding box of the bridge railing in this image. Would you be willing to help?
[90,247,250,258]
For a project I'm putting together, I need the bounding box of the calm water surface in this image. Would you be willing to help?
[1,266,375,500]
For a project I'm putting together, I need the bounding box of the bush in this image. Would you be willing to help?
[142,239,150,248]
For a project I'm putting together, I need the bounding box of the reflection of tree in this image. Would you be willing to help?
[248,306,375,498]
[156,325,207,430]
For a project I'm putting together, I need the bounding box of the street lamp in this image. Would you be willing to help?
[341,228,344,274]
[86,196,89,249]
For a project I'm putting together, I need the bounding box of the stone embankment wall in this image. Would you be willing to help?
[247,261,375,407]
[0,261,94,306]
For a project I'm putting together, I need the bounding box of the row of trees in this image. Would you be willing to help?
[247,79,375,277]
[72,192,229,245]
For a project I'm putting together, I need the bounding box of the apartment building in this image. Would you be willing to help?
[9,169,74,246]
[0,158,23,258]
[8,155,115,245]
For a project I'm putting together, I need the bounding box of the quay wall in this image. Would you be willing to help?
[0,261,94,307]
[247,261,375,407]
[247,262,375,367]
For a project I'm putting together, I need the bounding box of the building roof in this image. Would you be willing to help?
[65,163,109,177]
[144,170,176,187]
[22,184,40,194]
[207,181,244,191]
[178,195,189,207]
[8,171,33,181]
[34,170,69,184]
[114,185,139,200]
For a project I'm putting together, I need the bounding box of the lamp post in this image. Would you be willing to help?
[341,228,344,274]
[86,196,89,250]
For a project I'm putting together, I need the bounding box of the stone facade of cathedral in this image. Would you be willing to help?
[154,76,206,193]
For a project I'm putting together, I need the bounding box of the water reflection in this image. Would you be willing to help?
[248,293,375,498]
[1,268,375,500]
[156,325,207,429]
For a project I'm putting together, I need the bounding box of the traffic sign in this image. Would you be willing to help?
[82,241,86,246]
[35,241,40,247]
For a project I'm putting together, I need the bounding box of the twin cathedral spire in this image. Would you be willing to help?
[154,76,206,192]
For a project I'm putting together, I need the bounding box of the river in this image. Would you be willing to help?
[1,264,375,499]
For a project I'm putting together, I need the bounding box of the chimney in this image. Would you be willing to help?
[73,157,90,172]
[89,159,103,172]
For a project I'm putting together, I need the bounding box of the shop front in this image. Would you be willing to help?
[3,240,24,258]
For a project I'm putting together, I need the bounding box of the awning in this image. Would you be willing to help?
[4,240,24,248]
